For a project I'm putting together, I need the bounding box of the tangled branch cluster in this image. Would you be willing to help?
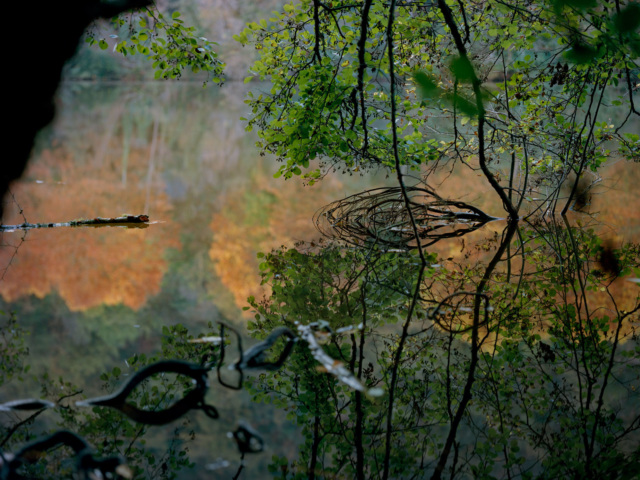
[314,186,497,251]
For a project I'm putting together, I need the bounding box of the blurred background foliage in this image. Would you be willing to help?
[65,0,287,81]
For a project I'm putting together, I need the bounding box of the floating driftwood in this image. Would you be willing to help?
[0,214,150,231]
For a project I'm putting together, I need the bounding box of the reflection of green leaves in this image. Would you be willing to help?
[550,0,598,13]
[449,56,476,83]
[413,71,438,97]
[613,2,640,34]
[413,70,479,117]
[563,42,600,64]
[0,312,29,387]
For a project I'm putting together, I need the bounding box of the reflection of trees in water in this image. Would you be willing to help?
[2,67,639,479]
[0,83,316,479]
[0,314,299,480]
[0,83,254,313]
[0,227,174,312]
[208,172,384,308]
[240,213,639,479]
[0,142,179,311]
[2,210,638,479]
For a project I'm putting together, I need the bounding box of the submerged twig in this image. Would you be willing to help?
[1,430,132,480]
[217,322,244,390]
[189,336,222,344]
[230,421,264,454]
[76,360,218,425]
[229,327,296,372]
[3,188,27,225]
[0,230,27,281]
[296,321,383,396]
[0,399,55,412]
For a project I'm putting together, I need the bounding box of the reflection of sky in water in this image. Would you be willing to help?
[1,82,639,479]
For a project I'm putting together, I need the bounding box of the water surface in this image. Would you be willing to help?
[1,81,639,479]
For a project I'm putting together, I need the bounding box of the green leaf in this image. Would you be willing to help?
[613,3,640,34]
[449,56,476,82]
[551,0,597,13]
[413,71,438,97]
[563,43,599,64]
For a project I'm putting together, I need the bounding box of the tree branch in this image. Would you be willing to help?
[437,0,518,219]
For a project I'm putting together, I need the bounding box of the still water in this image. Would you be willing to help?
[0,81,389,478]
[1,81,639,479]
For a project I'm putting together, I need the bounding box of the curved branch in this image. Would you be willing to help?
[437,0,518,219]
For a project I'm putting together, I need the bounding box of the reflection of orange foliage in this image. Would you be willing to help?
[586,277,639,331]
[209,174,344,308]
[0,228,169,311]
[208,162,508,308]
[0,147,179,311]
[209,218,266,308]
[592,161,640,240]
[209,159,640,311]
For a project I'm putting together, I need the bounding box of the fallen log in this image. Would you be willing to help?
[0,214,150,232]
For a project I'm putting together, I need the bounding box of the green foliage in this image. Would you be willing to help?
[0,311,30,387]
[236,0,639,203]
[4,1,640,479]
[86,6,225,85]
[2,231,638,478]
[614,2,640,34]
[237,225,640,478]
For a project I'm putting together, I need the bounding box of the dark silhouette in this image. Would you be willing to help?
[2,0,151,222]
